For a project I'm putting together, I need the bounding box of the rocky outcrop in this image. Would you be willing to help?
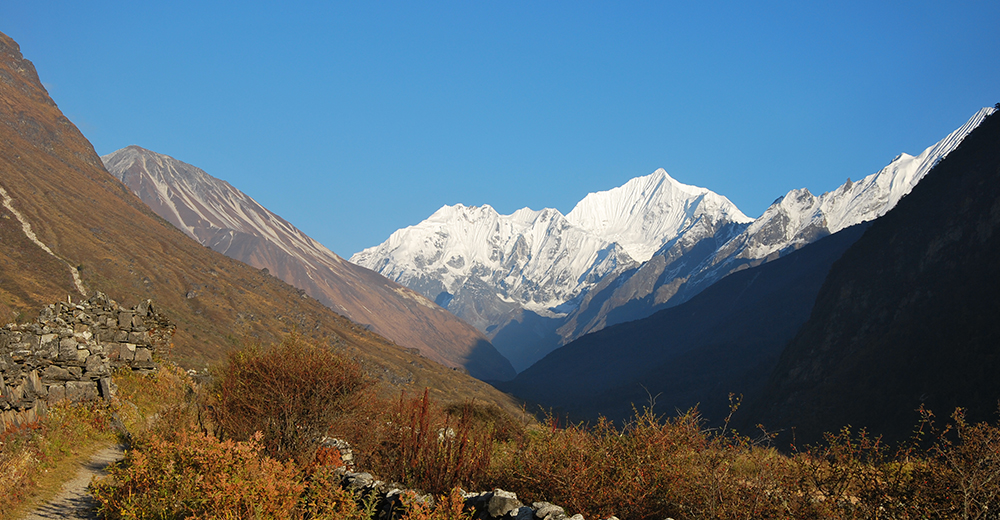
[0,292,174,431]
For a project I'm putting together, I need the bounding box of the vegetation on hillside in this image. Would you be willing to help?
[25,336,986,520]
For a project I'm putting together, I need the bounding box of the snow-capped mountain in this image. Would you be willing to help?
[351,203,637,331]
[352,107,995,373]
[718,106,996,266]
[350,170,751,369]
[562,107,997,342]
[566,168,752,262]
[102,146,516,381]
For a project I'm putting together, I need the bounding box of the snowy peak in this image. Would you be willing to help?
[714,107,996,265]
[351,202,633,314]
[351,167,755,330]
[567,168,751,262]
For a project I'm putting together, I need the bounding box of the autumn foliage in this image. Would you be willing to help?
[76,338,1000,520]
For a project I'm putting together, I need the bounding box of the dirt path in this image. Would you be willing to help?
[19,445,124,520]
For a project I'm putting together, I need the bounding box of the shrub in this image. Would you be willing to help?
[359,389,498,494]
[92,429,304,519]
[212,335,373,465]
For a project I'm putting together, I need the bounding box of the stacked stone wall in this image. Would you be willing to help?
[0,292,174,431]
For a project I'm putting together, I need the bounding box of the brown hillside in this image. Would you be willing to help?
[101,145,514,381]
[0,31,520,412]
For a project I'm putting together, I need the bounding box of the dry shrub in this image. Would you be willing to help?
[212,335,373,465]
[917,407,1000,519]
[399,488,473,520]
[0,423,45,516]
[92,429,304,519]
[358,389,499,494]
[113,363,198,438]
[488,406,815,520]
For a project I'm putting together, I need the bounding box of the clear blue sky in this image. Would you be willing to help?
[3,1,998,257]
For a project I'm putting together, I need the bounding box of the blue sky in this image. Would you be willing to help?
[3,1,998,257]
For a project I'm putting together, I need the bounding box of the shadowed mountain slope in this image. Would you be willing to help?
[747,107,1000,445]
[101,146,514,381]
[0,30,520,411]
[500,222,869,424]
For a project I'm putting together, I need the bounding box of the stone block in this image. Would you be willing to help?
[85,354,108,378]
[134,348,153,363]
[128,331,149,344]
[120,344,136,362]
[488,489,522,518]
[74,323,90,333]
[98,377,113,399]
[58,338,77,361]
[132,315,144,328]
[27,370,46,397]
[65,381,99,402]
[118,311,133,329]
[114,330,128,342]
[67,366,83,379]
[43,365,73,381]
[76,349,91,362]
[47,384,66,403]
[534,504,565,520]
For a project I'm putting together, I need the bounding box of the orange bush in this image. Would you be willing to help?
[92,429,304,519]
[212,335,373,465]
[357,389,498,494]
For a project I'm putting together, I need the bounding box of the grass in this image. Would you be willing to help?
[0,364,193,520]
[0,401,118,519]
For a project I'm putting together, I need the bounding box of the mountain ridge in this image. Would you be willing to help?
[101,145,515,381]
[0,29,521,413]
[744,106,1000,444]
[353,107,994,372]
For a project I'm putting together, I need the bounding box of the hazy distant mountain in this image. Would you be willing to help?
[351,169,750,370]
[746,107,1000,445]
[0,29,521,413]
[102,146,515,381]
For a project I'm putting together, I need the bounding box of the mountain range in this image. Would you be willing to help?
[502,107,1000,446]
[0,30,520,413]
[746,107,1000,444]
[352,107,995,372]
[100,146,515,381]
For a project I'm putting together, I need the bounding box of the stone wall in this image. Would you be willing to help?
[337,468,610,520]
[318,438,615,520]
[0,292,174,431]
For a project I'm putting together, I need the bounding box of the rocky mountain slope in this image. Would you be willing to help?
[101,146,514,381]
[745,106,1000,445]
[0,30,521,412]
[356,108,994,372]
